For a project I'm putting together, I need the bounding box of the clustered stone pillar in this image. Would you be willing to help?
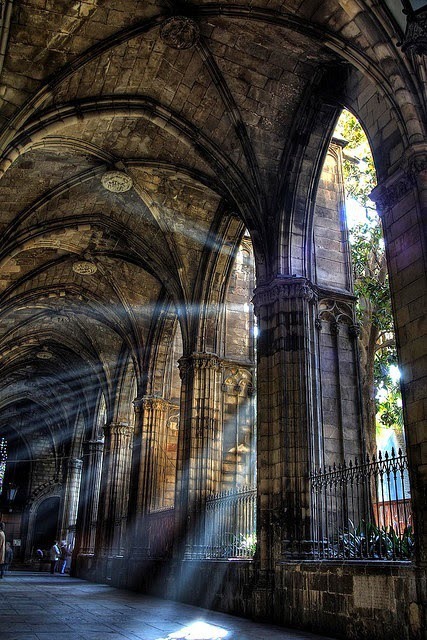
[371,148,427,584]
[315,298,364,465]
[75,440,103,555]
[95,422,133,558]
[174,352,222,559]
[252,277,317,578]
[128,396,169,555]
[60,457,83,543]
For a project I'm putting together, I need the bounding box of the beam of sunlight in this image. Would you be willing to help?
[157,620,228,640]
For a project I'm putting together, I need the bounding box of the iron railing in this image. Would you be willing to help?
[203,484,256,559]
[310,448,413,560]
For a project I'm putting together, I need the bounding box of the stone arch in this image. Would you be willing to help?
[26,483,63,558]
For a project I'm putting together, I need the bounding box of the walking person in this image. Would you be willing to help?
[36,548,44,571]
[59,540,68,574]
[49,540,60,574]
[4,542,13,575]
[0,523,5,579]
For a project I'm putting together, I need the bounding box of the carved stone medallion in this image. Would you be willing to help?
[72,261,97,275]
[36,348,53,360]
[160,16,200,50]
[101,170,133,193]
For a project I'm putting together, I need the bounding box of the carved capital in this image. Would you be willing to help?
[138,396,170,412]
[330,321,340,336]
[349,323,361,339]
[405,145,427,179]
[252,277,317,314]
[400,9,427,56]
[133,397,144,414]
[370,171,416,214]
[103,422,133,438]
[178,353,222,378]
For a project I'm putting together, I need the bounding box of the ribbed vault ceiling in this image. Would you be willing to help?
[0,0,417,447]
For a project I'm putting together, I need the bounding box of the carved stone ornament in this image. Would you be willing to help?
[349,323,361,339]
[101,170,133,193]
[36,347,53,360]
[72,260,97,275]
[138,396,169,412]
[178,353,221,378]
[103,422,133,437]
[370,172,416,213]
[252,277,317,313]
[400,9,427,55]
[160,16,200,50]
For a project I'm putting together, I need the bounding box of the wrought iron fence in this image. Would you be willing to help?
[203,484,256,559]
[310,448,413,560]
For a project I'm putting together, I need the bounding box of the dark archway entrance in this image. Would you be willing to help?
[33,497,60,554]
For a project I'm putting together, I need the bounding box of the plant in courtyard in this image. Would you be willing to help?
[221,532,257,558]
[338,520,414,560]
[236,533,257,556]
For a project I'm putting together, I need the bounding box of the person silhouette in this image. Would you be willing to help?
[4,542,13,574]
[0,523,5,579]
[49,540,60,574]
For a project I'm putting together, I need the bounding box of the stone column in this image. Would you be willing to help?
[128,396,170,554]
[75,440,103,555]
[60,457,83,544]
[95,422,133,557]
[253,277,318,572]
[316,297,364,466]
[371,148,427,573]
[174,352,222,559]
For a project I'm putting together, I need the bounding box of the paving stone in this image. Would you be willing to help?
[0,573,334,640]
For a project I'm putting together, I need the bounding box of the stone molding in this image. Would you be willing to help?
[103,422,133,437]
[160,16,200,50]
[370,171,416,213]
[133,396,170,412]
[370,147,427,213]
[252,277,317,314]
[178,352,222,379]
[68,457,83,470]
[84,439,104,452]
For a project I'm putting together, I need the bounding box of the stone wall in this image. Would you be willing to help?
[76,556,422,640]
[273,562,422,640]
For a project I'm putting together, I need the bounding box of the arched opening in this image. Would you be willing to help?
[32,496,60,556]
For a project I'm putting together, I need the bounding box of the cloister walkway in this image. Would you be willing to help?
[0,572,336,640]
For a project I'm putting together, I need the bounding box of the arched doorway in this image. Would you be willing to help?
[32,496,60,554]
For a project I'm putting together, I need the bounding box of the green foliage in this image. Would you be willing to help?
[374,349,403,433]
[350,217,392,331]
[338,520,414,560]
[221,532,257,558]
[335,111,377,209]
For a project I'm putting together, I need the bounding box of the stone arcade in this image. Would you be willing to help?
[0,2,425,639]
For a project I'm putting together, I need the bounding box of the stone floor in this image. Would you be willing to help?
[0,572,336,640]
